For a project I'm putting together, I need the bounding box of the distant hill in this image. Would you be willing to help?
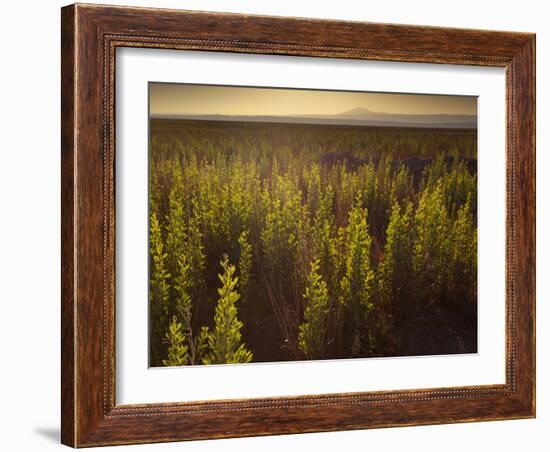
[152,107,477,129]
[333,107,476,128]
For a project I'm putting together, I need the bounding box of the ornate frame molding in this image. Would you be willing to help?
[62,4,535,447]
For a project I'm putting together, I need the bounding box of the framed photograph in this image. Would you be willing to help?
[61,3,535,447]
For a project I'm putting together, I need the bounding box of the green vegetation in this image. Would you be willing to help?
[162,316,188,366]
[149,119,478,366]
[298,259,330,360]
[202,255,253,365]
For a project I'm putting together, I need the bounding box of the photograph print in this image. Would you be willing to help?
[148,83,478,367]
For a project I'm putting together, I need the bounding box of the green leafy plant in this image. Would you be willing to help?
[238,230,253,304]
[162,316,189,366]
[298,259,330,360]
[150,212,171,366]
[339,197,375,356]
[202,255,253,364]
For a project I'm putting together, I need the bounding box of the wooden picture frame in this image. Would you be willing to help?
[61,3,535,447]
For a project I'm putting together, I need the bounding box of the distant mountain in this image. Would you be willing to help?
[333,107,476,128]
[152,108,477,129]
[340,107,373,116]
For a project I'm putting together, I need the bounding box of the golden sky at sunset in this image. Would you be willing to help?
[149,83,477,118]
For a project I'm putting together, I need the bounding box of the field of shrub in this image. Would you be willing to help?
[149,119,477,366]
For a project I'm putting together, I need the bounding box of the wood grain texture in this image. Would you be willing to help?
[60,5,76,446]
[60,3,536,447]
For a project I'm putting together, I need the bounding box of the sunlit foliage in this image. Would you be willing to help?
[162,316,188,367]
[202,255,253,365]
[149,120,478,365]
[298,259,330,360]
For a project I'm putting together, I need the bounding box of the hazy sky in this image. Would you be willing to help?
[149,83,477,118]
